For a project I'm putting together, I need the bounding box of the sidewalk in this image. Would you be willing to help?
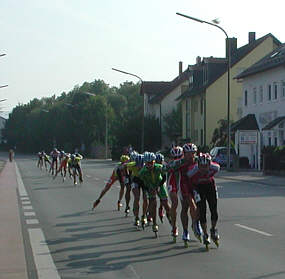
[217,169,285,187]
[0,160,28,279]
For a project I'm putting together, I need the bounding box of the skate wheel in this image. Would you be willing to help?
[205,244,210,251]
[184,241,189,248]
[154,232,158,238]
[173,236,177,243]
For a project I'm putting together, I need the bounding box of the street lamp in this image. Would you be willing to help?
[83,92,109,159]
[176,12,231,169]
[112,67,144,153]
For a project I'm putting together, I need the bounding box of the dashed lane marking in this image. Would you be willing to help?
[235,224,272,236]
[26,219,39,225]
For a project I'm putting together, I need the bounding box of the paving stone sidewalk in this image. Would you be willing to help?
[217,169,285,187]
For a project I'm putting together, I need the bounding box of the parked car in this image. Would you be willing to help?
[210,147,237,167]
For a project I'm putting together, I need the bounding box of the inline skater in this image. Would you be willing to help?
[121,153,148,227]
[49,148,60,175]
[166,145,184,242]
[54,152,70,181]
[68,153,84,185]
[92,155,130,211]
[187,153,220,251]
[42,151,51,171]
[155,152,171,225]
[179,143,201,246]
[37,151,44,169]
[138,152,168,237]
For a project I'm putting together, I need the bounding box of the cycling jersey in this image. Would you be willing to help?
[138,163,167,199]
[187,162,220,186]
[68,154,83,168]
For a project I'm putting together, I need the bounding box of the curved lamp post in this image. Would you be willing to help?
[176,12,231,169]
[112,68,144,153]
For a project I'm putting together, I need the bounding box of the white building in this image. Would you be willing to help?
[235,44,285,168]
[142,62,191,148]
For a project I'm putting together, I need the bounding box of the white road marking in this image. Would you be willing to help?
[22,201,31,205]
[15,164,28,196]
[23,206,33,210]
[21,197,30,201]
[26,219,39,225]
[28,228,61,279]
[24,212,36,217]
[235,224,272,236]
[16,163,61,278]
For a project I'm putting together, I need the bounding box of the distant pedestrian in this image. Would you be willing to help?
[9,149,14,162]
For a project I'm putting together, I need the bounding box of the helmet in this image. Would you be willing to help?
[135,154,144,167]
[120,155,130,163]
[155,153,164,164]
[170,146,183,158]
[143,151,156,162]
[70,154,76,160]
[183,143,197,153]
[130,151,138,161]
[65,153,71,158]
[197,153,212,165]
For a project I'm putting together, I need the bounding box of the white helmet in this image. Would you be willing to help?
[170,146,183,158]
[183,143,197,153]
[198,153,212,165]
[143,151,156,162]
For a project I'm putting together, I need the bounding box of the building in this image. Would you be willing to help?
[235,43,285,168]
[141,62,191,148]
[177,32,281,147]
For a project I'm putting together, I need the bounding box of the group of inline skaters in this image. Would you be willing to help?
[92,143,221,251]
[37,148,84,185]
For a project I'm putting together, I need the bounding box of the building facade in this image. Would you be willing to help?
[178,33,281,147]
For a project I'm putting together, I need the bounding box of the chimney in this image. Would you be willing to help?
[179,61,183,76]
[248,32,256,44]
[196,56,201,64]
[226,37,237,58]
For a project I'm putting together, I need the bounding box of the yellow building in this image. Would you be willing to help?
[177,32,281,147]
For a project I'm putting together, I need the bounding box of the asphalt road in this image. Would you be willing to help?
[16,158,285,279]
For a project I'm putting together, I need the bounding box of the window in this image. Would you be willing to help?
[268,84,272,101]
[200,98,203,115]
[186,99,190,138]
[282,81,285,98]
[253,87,257,104]
[259,86,263,103]
[244,90,248,106]
[268,137,272,146]
[274,83,278,99]
[274,137,278,146]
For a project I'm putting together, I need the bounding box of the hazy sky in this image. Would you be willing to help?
[1,0,284,118]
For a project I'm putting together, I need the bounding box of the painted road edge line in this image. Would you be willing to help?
[28,228,60,279]
[235,224,273,236]
[15,163,61,278]
[15,163,28,197]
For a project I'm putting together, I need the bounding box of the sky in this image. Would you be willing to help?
[1,0,285,118]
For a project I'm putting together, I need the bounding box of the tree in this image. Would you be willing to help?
[163,103,182,142]
[211,119,234,147]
